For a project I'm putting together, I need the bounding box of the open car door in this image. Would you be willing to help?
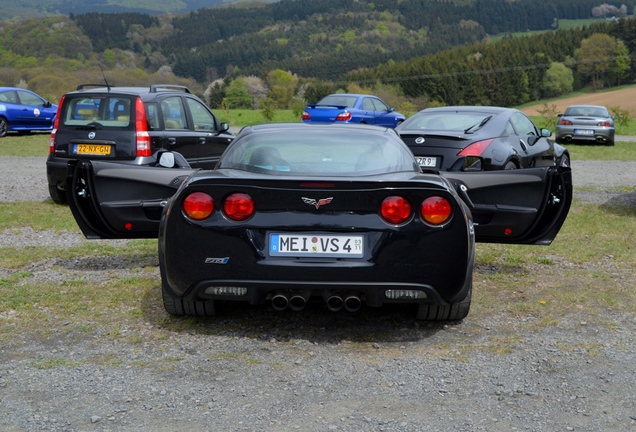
[66,159,196,239]
[442,166,572,245]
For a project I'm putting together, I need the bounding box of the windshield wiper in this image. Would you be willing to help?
[464,115,492,134]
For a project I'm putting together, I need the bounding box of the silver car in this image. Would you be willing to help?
[555,105,615,146]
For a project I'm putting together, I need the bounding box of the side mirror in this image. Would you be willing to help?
[389,107,395,113]
[220,122,230,133]
[44,101,52,108]
[541,128,552,137]
[557,113,563,117]
[158,152,175,168]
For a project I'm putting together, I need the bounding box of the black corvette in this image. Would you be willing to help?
[396,106,570,171]
[66,123,572,321]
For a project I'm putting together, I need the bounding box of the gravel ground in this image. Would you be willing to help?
[1,157,635,432]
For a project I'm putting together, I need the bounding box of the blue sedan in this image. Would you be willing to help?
[0,87,58,137]
[302,93,405,128]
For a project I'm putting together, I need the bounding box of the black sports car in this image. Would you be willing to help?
[66,123,572,321]
[396,106,570,171]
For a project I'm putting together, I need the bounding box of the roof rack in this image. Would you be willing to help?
[76,83,115,91]
[150,84,191,94]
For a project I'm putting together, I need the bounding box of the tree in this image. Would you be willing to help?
[542,62,573,97]
[224,77,252,109]
[612,40,630,85]
[265,69,298,109]
[576,33,616,90]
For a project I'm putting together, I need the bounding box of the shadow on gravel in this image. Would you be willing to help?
[140,288,453,344]
[55,254,158,270]
[603,191,636,217]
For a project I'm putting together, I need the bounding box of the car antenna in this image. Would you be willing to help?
[98,64,111,91]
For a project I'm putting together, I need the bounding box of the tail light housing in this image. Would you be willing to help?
[183,192,214,220]
[135,96,152,157]
[421,196,452,225]
[457,139,493,157]
[49,95,65,154]
[302,111,310,120]
[380,196,412,224]
[224,193,255,221]
[598,121,612,127]
[559,119,573,125]
[336,111,352,121]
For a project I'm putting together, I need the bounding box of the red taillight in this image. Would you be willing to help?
[559,119,573,125]
[223,193,254,221]
[380,196,412,224]
[336,111,352,121]
[302,111,310,120]
[183,192,214,220]
[135,97,152,157]
[420,196,452,225]
[49,95,65,154]
[457,139,493,157]
[598,121,611,127]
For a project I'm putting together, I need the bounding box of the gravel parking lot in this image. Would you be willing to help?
[1,157,635,432]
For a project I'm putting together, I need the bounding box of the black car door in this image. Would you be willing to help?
[443,166,572,245]
[66,160,196,239]
[158,95,202,165]
[508,112,555,167]
[183,96,234,169]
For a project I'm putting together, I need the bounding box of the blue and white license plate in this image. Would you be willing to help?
[269,233,364,258]
[416,156,437,167]
[574,129,594,135]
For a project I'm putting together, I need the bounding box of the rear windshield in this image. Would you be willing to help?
[218,128,419,176]
[60,95,135,129]
[401,111,492,132]
[317,95,358,108]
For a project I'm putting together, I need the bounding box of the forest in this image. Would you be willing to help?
[1,0,635,111]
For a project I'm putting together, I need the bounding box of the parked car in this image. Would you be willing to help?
[65,123,572,321]
[0,87,58,137]
[555,104,615,146]
[302,93,405,128]
[396,106,570,171]
[46,83,235,204]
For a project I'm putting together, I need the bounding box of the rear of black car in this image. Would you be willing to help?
[158,172,475,316]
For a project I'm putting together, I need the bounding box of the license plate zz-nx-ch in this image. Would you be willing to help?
[74,144,112,155]
[269,233,364,258]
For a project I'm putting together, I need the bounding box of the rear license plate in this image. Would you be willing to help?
[416,156,437,167]
[74,144,112,155]
[269,233,364,258]
[574,129,594,135]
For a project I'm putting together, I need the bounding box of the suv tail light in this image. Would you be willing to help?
[135,97,152,157]
[49,95,65,154]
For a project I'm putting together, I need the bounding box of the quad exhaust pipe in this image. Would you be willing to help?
[272,290,363,312]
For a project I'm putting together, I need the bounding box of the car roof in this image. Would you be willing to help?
[0,87,37,93]
[418,106,514,114]
[565,104,606,109]
[65,84,192,97]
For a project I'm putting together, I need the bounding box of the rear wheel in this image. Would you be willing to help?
[48,184,67,205]
[504,161,517,170]
[416,283,472,321]
[0,118,8,137]
[160,250,216,316]
[606,140,615,147]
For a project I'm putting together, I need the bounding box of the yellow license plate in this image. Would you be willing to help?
[75,144,112,155]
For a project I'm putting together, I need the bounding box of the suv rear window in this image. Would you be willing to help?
[60,95,135,130]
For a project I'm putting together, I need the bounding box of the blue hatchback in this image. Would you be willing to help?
[0,87,58,137]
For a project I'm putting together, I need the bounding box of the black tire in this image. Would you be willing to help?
[48,184,67,205]
[559,153,570,168]
[416,283,472,321]
[159,249,216,316]
[0,117,8,138]
[606,140,615,147]
[161,279,216,317]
